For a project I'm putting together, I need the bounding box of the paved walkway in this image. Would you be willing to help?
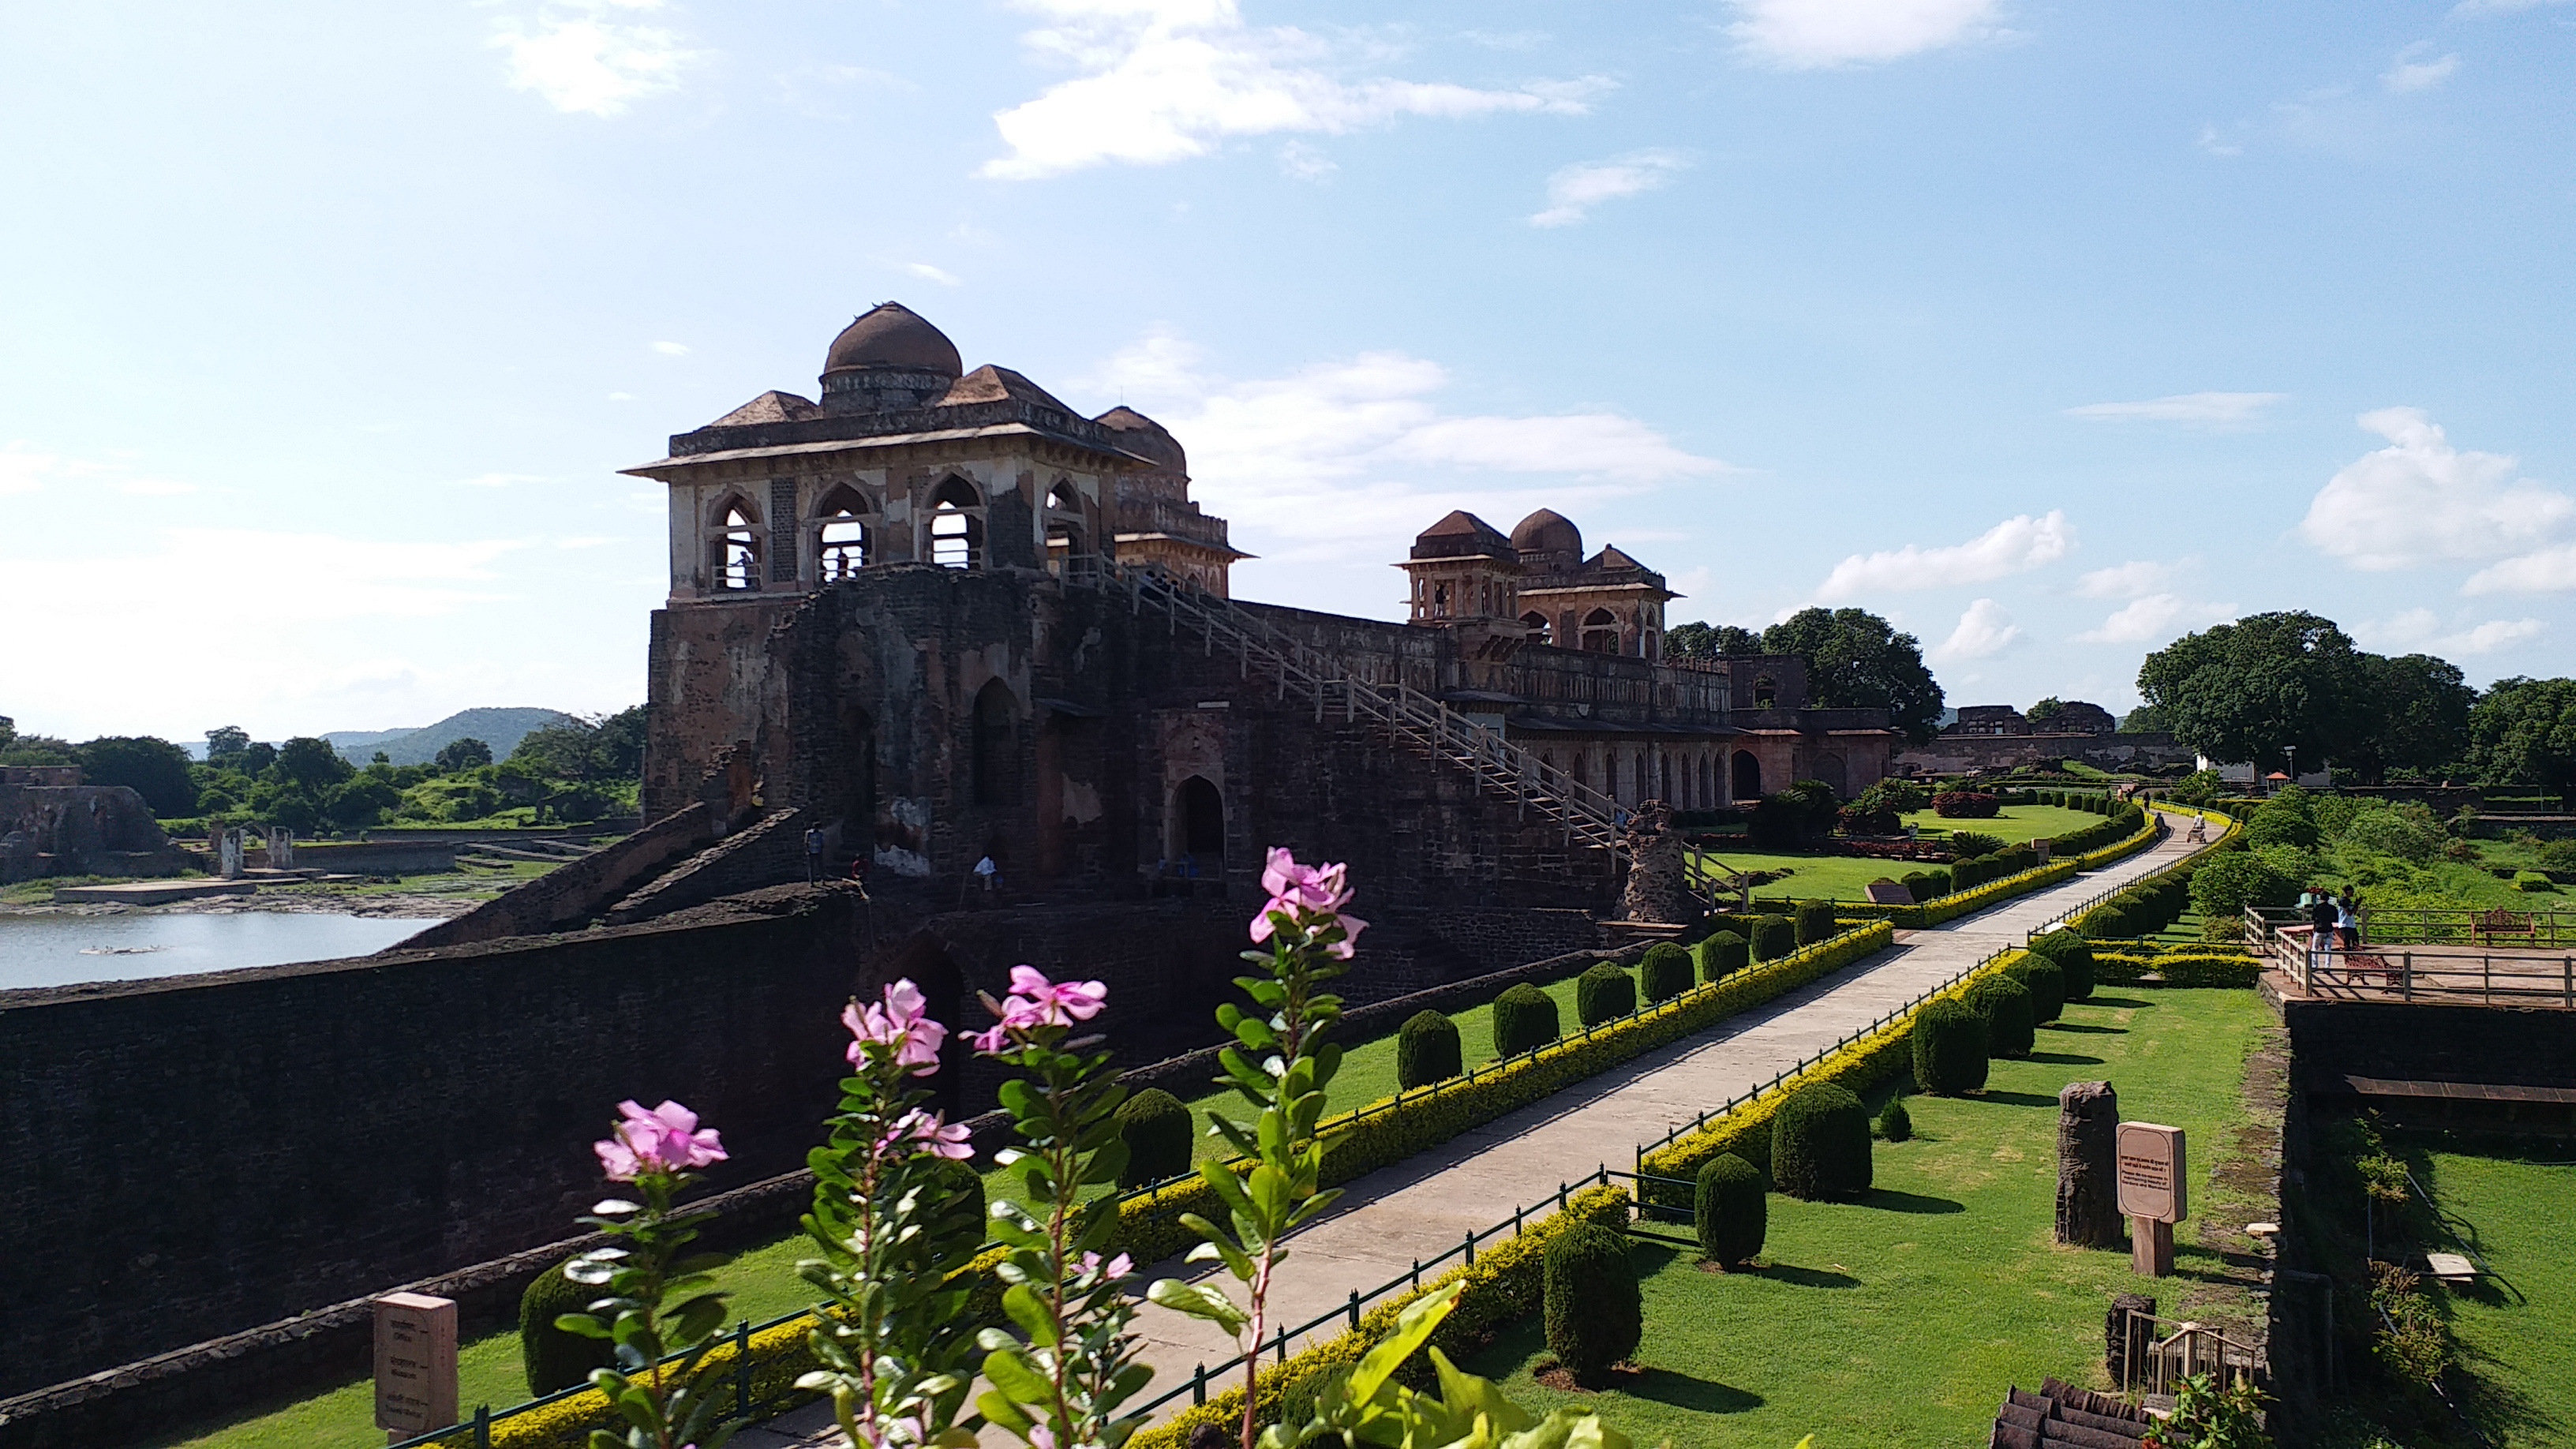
[738,815,2204,1445]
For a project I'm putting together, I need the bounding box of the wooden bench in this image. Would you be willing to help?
[2472,908,2539,947]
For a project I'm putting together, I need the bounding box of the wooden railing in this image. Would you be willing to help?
[2268,925,2576,1008]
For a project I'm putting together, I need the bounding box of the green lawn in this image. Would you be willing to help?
[2418,1146,2576,1447]
[1459,987,2273,1449]
[1691,806,2113,904]
[159,967,1614,1447]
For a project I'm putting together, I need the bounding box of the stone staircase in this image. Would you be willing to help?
[1065,559,1627,860]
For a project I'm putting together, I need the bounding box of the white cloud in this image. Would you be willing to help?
[1727,0,2003,69]
[118,478,198,496]
[979,0,1608,179]
[2383,46,2460,93]
[0,443,58,496]
[650,340,690,355]
[1814,511,2074,599]
[2465,543,2576,595]
[2065,391,2284,425]
[2075,593,2236,645]
[1084,330,1728,565]
[1529,150,1688,228]
[4,444,188,497]
[2077,560,2181,599]
[2359,607,2545,654]
[904,262,964,286]
[1277,140,1337,180]
[2300,407,2574,571]
[607,391,638,402]
[491,1,691,118]
[1938,598,2020,660]
[2451,0,2571,12]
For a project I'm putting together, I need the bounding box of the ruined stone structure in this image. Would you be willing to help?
[630,305,1899,904]
[0,771,191,883]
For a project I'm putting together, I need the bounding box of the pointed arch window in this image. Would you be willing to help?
[927,476,984,570]
[711,498,761,591]
[1582,608,1619,654]
[815,485,874,582]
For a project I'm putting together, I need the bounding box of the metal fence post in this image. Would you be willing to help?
[735,1319,751,1419]
[1193,1364,1207,1406]
[474,1406,491,1449]
[1349,1290,1361,1329]
[1465,1230,1476,1267]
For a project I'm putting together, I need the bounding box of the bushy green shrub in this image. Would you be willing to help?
[1114,1088,1194,1187]
[2515,871,2557,893]
[522,1256,616,1395]
[1877,1097,1912,1142]
[1396,1009,1462,1089]
[1576,963,1636,1028]
[1910,995,1988,1095]
[1493,983,1560,1057]
[2188,851,2297,918]
[1693,1154,1766,1267]
[1947,830,2006,859]
[1933,791,2001,818]
[1969,975,2035,1058]
[1900,868,1949,901]
[2027,930,2095,1000]
[1750,915,1796,961]
[1694,930,1748,983]
[1770,1082,1873,1201]
[1639,942,1694,1003]
[2248,801,2320,850]
[1793,900,1837,945]
[2009,955,2065,1023]
[1542,1223,1642,1386]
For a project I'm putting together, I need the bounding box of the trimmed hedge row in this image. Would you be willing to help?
[2091,952,2264,987]
[1638,947,2026,1212]
[1130,1185,1634,1449]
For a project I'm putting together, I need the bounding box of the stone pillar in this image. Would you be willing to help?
[217,829,243,880]
[1618,800,1695,923]
[2055,1080,2122,1248]
[2105,1291,2156,1389]
[268,827,294,871]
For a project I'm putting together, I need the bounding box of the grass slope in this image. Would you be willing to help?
[1692,806,2108,903]
[1459,987,2271,1449]
[2421,1147,2576,1447]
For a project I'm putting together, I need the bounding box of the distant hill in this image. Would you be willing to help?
[327,707,582,766]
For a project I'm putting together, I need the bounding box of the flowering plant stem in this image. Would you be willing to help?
[975,969,1152,1449]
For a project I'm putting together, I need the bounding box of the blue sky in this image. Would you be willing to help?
[3,0,2572,743]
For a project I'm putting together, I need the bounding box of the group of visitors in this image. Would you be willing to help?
[2298,884,2363,956]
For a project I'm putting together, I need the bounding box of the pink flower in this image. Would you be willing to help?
[842,979,948,1075]
[881,1109,973,1161]
[1250,848,1368,957]
[1028,1428,1057,1449]
[593,1099,727,1181]
[1078,1250,1134,1282]
[967,1022,1013,1054]
[1005,964,1108,1025]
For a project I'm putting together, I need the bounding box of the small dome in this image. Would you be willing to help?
[823,302,962,379]
[1511,508,1582,567]
[1096,405,1187,474]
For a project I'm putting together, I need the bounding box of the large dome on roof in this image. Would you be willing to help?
[1511,508,1582,567]
[823,302,962,379]
[1096,405,1186,474]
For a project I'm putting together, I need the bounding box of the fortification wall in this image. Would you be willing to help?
[402,803,715,948]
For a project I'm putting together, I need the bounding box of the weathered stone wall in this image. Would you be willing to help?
[402,804,715,948]
[1893,731,2196,777]
[0,784,181,881]
[2278,996,2576,1093]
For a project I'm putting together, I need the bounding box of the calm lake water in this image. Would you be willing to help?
[0,912,432,991]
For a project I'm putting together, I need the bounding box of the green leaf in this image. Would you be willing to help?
[1001,1282,1058,1347]
[1346,1283,1460,1406]
[1146,1277,1250,1333]
[980,1347,1058,1406]
[975,1387,1035,1437]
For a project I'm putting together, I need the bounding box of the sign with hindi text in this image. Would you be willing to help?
[2115,1121,2186,1223]
[373,1292,459,1436]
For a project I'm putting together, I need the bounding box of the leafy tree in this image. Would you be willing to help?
[1759,607,1945,743]
[2170,767,2226,807]
[204,725,250,762]
[433,736,494,771]
[2469,676,2576,809]
[0,724,77,765]
[2027,696,2065,726]
[1,714,16,751]
[1665,622,1763,660]
[272,736,354,793]
[509,721,601,781]
[2136,612,2370,771]
[236,739,277,776]
[593,705,648,778]
[75,736,199,815]
[323,777,401,830]
[2120,702,2169,733]
[2344,653,2473,784]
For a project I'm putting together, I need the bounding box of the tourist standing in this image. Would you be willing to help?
[804,825,826,882]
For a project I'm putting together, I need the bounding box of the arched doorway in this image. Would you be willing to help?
[1810,753,1848,796]
[1174,775,1224,876]
[1732,750,1762,802]
[1582,608,1620,653]
[972,681,1019,805]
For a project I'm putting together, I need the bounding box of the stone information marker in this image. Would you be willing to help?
[2115,1121,2185,1276]
[373,1292,459,1440]
[2054,1080,2122,1249]
[1865,880,1915,907]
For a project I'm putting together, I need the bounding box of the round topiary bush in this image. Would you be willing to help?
[1493,983,1560,1058]
[1793,900,1838,945]
[1969,975,2036,1058]
[1877,1097,1912,1142]
[1639,942,1694,1004]
[1542,1222,1642,1385]
[2027,930,2096,1001]
[1693,1153,1766,1268]
[1396,1009,1463,1089]
[1114,1088,1194,1188]
[1769,1082,1873,1201]
[1750,915,1796,962]
[1910,997,1988,1095]
[521,1256,616,1395]
[1698,930,1748,983]
[1577,962,1636,1028]
[2012,955,2065,1024]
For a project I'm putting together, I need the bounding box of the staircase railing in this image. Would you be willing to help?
[1061,557,1624,856]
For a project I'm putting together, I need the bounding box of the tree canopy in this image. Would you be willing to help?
[434,736,494,771]
[2469,676,2576,808]
[2346,653,2474,784]
[1758,607,1946,744]
[2026,697,2065,725]
[272,736,355,793]
[2135,611,2370,771]
[1664,622,1763,660]
[77,736,199,814]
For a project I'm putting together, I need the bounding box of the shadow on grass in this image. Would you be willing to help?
[2085,995,2155,1009]
[1858,1189,1964,1215]
[1977,1089,2065,1108]
[1626,1368,1765,1413]
[2044,1021,2125,1035]
[1753,1263,1863,1289]
[2027,1050,2106,1065]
